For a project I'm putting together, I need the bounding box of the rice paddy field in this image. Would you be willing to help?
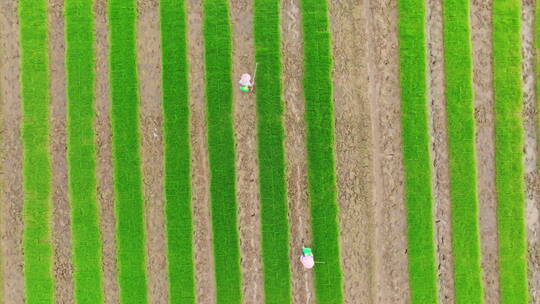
[0,0,538,303]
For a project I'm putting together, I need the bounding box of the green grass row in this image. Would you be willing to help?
[19,0,55,302]
[65,0,103,303]
[397,0,438,303]
[300,0,343,302]
[108,0,148,302]
[441,0,483,302]
[492,1,529,303]
[160,0,196,303]
[202,1,242,303]
[253,0,291,303]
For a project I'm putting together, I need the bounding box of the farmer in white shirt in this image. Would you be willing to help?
[238,73,254,93]
[300,247,315,269]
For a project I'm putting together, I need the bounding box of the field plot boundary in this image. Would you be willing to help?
[19,0,55,302]
[441,0,483,302]
[300,0,343,302]
[108,0,148,302]
[65,0,104,302]
[202,0,242,303]
[492,1,529,303]
[160,0,196,302]
[397,0,438,302]
[253,0,291,302]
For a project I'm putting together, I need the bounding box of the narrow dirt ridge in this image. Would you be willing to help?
[230,1,264,302]
[425,0,454,302]
[366,0,410,302]
[521,0,540,302]
[186,0,216,302]
[0,43,3,302]
[48,0,75,302]
[470,1,500,303]
[136,0,168,302]
[329,0,375,303]
[0,0,25,302]
[93,0,119,302]
[281,0,315,302]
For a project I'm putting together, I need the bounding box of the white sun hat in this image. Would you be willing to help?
[239,73,252,87]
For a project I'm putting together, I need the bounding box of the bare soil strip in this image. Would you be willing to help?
[521,0,540,302]
[186,0,216,302]
[0,56,3,304]
[135,1,169,302]
[281,0,315,302]
[93,0,119,302]
[425,0,455,302]
[329,0,375,303]
[0,0,25,302]
[230,1,264,302]
[366,0,410,302]
[48,0,75,302]
[470,1,500,302]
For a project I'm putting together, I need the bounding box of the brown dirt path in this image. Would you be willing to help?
[0,62,3,303]
[281,0,315,302]
[93,0,120,302]
[521,0,540,302]
[425,0,454,302]
[135,1,169,302]
[0,0,25,302]
[329,0,375,303]
[186,0,216,302]
[366,0,410,302]
[48,0,75,302]
[470,1,500,302]
[230,1,265,302]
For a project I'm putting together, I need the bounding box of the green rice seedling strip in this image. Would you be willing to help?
[441,0,483,302]
[65,0,103,302]
[397,0,438,302]
[300,0,343,302]
[19,0,54,302]
[202,1,242,303]
[492,1,529,303]
[160,0,196,302]
[253,0,291,302]
[108,0,148,302]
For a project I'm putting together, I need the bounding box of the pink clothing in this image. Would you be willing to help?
[300,255,314,269]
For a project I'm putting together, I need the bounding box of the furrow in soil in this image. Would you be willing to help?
[470,1,500,302]
[281,0,315,302]
[0,0,25,302]
[136,0,168,302]
[425,0,455,302]
[93,0,120,302]
[329,0,375,303]
[366,0,410,302]
[48,0,75,302]
[230,0,264,302]
[521,0,540,302]
[186,0,216,302]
